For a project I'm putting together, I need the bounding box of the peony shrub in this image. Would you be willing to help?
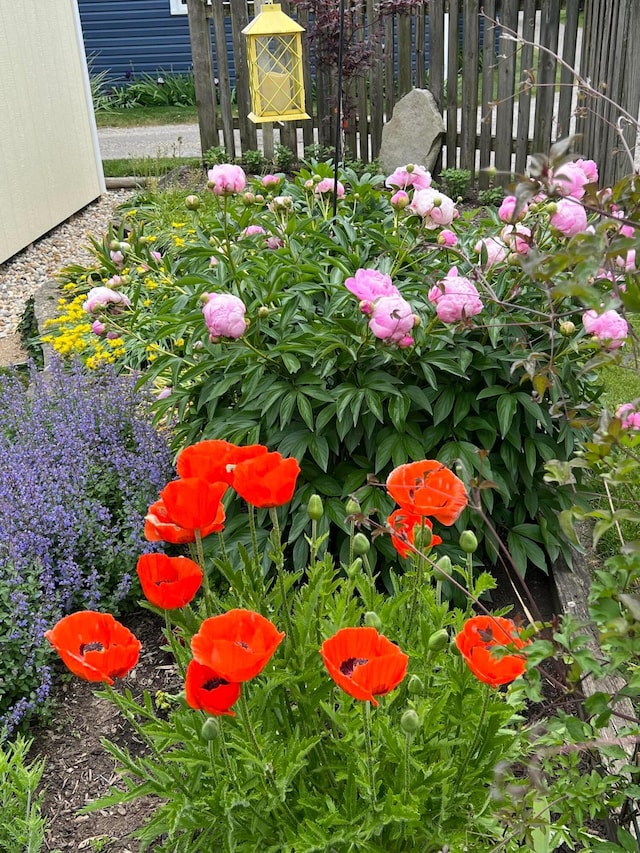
[44,154,639,576]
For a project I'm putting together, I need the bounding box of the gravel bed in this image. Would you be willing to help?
[0,190,132,339]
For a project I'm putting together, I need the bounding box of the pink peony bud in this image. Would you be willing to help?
[475,237,508,268]
[616,403,640,430]
[314,178,345,197]
[550,198,588,237]
[261,174,282,188]
[390,190,410,209]
[437,229,458,247]
[498,195,528,223]
[83,286,131,314]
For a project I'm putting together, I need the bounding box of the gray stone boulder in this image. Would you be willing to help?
[379,88,445,175]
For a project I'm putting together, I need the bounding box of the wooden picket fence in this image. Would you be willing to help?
[207,1,639,187]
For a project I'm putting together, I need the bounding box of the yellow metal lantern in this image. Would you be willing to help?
[243,2,310,123]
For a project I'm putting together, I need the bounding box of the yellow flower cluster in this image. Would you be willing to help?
[41,294,126,369]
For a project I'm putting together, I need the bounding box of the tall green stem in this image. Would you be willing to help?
[269,508,294,643]
[195,530,215,615]
[248,504,260,567]
[454,683,491,795]
[361,700,376,803]
[239,690,264,762]
[403,732,412,800]
[406,531,426,641]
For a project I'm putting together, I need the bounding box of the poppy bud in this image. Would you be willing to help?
[200,718,220,741]
[414,525,432,550]
[363,611,382,630]
[407,674,424,695]
[400,709,420,734]
[307,494,324,521]
[185,194,200,210]
[345,498,361,516]
[347,557,363,578]
[428,628,449,653]
[459,530,478,554]
[352,533,370,555]
[434,555,452,579]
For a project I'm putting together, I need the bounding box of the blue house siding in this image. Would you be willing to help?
[78,0,237,85]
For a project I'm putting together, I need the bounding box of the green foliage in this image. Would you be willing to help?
[241,149,267,173]
[0,735,46,853]
[273,143,296,173]
[478,186,505,207]
[205,145,232,166]
[97,70,197,110]
[439,168,472,200]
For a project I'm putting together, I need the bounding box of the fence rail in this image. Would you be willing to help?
[203,1,638,187]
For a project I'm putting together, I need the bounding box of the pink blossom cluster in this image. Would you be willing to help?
[207,164,247,195]
[385,164,432,192]
[550,198,588,238]
[202,293,247,341]
[550,159,598,199]
[428,267,483,323]
[616,403,640,430]
[82,286,131,314]
[409,188,456,229]
[314,178,345,197]
[344,268,415,345]
[582,308,628,350]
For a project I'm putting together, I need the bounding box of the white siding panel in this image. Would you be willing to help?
[0,0,105,264]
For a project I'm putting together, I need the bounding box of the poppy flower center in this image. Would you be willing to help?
[79,642,104,655]
[202,677,230,691]
[340,656,368,677]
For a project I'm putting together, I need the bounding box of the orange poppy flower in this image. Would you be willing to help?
[144,478,227,544]
[320,627,409,707]
[387,509,442,558]
[455,615,529,688]
[176,440,268,486]
[232,451,301,508]
[184,660,241,717]
[191,609,285,682]
[136,553,203,610]
[386,460,467,525]
[44,611,141,686]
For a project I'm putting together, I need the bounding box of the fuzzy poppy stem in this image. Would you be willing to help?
[361,700,376,803]
[269,508,294,644]
[248,504,260,568]
[195,530,215,616]
[239,690,264,763]
[406,528,426,640]
[403,731,412,800]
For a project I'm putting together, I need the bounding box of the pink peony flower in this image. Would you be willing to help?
[314,178,345,197]
[261,174,282,188]
[428,267,483,323]
[616,403,640,430]
[575,158,598,184]
[498,195,528,223]
[207,164,247,195]
[241,225,267,239]
[91,320,106,336]
[385,164,432,191]
[82,286,131,314]
[151,251,162,262]
[266,235,284,249]
[437,229,458,247]
[550,161,591,199]
[345,269,400,304]
[500,224,532,255]
[110,250,124,266]
[583,308,628,349]
[616,250,636,272]
[475,237,508,268]
[409,188,456,228]
[368,294,416,344]
[550,199,588,238]
[202,293,247,341]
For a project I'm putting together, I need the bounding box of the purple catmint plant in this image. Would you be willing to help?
[0,358,174,736]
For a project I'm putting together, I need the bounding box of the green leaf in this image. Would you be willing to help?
[432,387,456,426]
[296,393,315,431]
[496,394,517,439]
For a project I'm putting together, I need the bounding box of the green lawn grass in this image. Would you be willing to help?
[102,156,202,178]
[95,105,198,128]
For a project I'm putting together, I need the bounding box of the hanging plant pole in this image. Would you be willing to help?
[332,0,346,218]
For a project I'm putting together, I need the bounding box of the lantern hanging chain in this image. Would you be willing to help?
[333,0,346,219]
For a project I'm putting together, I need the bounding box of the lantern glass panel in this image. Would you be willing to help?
[255,34,301,115]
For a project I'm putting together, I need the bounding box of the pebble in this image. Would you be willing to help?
[0,190,132,338]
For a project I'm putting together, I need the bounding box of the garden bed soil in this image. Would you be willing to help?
[31,610,178,852]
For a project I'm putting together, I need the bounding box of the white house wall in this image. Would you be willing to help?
[0,0,104,264]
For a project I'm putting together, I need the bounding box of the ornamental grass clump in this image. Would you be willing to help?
[0,358,174,735]
[45,148,640,579]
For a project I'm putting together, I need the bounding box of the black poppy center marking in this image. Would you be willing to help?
[202,677,230,691]
[340,656,369,677]
[236,641,250,649]
[80,642,104,656]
